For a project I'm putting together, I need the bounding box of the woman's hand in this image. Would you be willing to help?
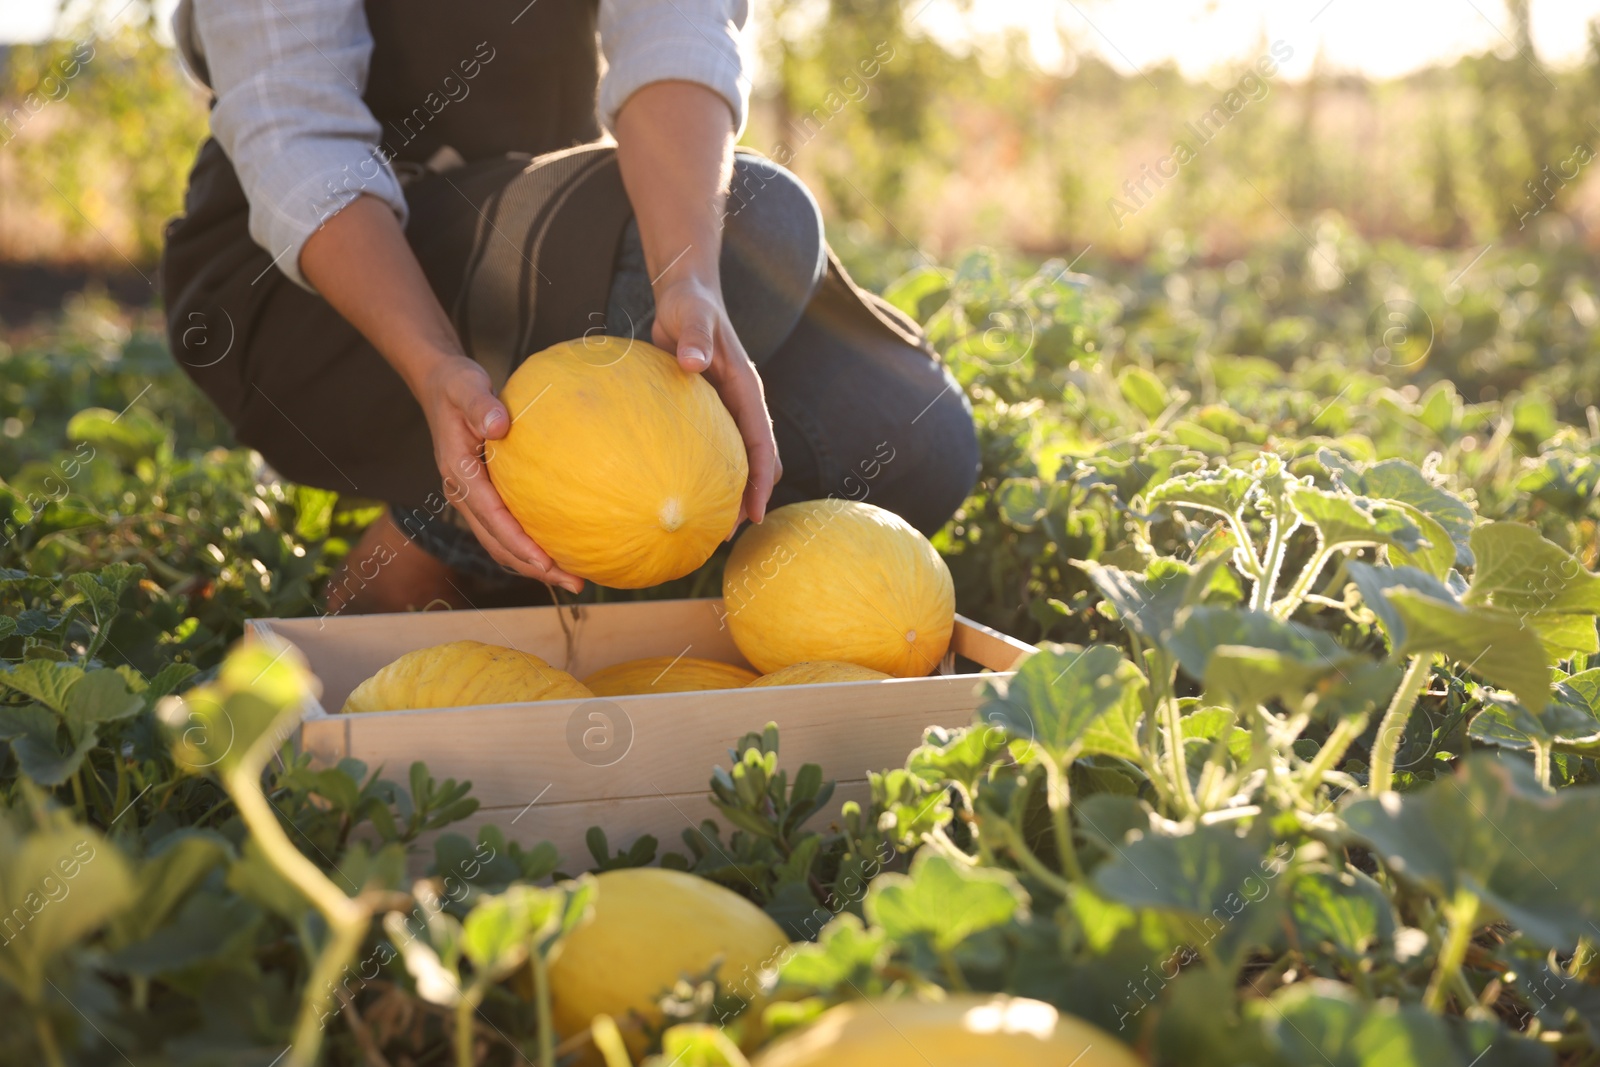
[300,195,583,592]
[417,354,585,592]
[615,80,780,531]
[650,276,781,528]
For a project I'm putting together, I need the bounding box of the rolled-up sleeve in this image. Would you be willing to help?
[598,0,750,135]
[190,0,407,290]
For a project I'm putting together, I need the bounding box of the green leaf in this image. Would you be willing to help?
[978,643,1147,762]
[226,836,311,923]
[1467,686,1600,755]
[1290,868,1396,962]
[106,891,263,977]
[162,638,316,776]
[1387,590,1549,712]
[144,662,199,701]
[1387,505,1455,580]
[109,830,233,948]
[5,709,98,787]
[996,477,1050,531]
[1118,365,1170,420]
[864,851,1025,954]
[1144,467,1255,519]
[67,406,167,461]
[1465,522,1600,615]
[61,668,144,735]
[1288,487,1425,553]
[1180,707,1251,763]
[0,661,83,714]
[657,1023,753,1067]
[1343,756,1600,950]
[1168,606,1363,710]
[1353,458,1476,567]
[0,813,134,1002]
[775,913,889,991]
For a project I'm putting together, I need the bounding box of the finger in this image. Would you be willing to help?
[447,363,511,439]
[439,426,585,592]
[673,305,716,373]
[710,327,779,523]
[456,495,586,594]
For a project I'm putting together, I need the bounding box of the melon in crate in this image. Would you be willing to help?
[723,500,955,677]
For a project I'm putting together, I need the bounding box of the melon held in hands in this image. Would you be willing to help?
[487,336,748,589]
[723,499,955,678]
[341,640,592,713]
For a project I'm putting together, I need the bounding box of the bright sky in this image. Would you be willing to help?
[2,0,1597,81]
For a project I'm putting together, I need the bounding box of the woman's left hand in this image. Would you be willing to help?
[650,275,781,530]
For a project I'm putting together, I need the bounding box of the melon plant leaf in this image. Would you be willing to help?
[1343,756,1600,950]
[108,829,233,949]
[0,660,83,714]
[657,1023,752,1067]
[1465,522,1600,615]
[1144,467,1255,519]
[996,477,1050,531]
[1169,606,1363,710]
[1290,868,1397,964]
[906,725,1007,795]
[1350,458,1476,567]
[1345,562,1458,647]
[144,662,199,702]
[1118,365,1170,420]
[0,813,134,1003]
[978,643,1146,763]
[1179,706,1251,763]
[864,851,1025,954]
[1385,589,1550,711]
[1253,981,1551,1067]
[1467,686,1600,755]
[106,891,263,978]
[1524,612,1600,661]
[1091,821,1290,967]
[162,639,316,777]
[775,913,889,992]
[1387,506,1456,580]
[61,668,144,735]
[1287,487,1425,553]
[4,707,99,786]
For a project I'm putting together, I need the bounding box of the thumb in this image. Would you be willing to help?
[675,310,716,373]
[453,375,509,439]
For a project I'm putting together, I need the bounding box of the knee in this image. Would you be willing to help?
[872,374,980,536]
[721,156,827,312]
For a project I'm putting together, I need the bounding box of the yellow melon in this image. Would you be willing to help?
[548,868,789,1054]
[723,500,954,678]
[751,995,1142,1067]
[583,656,758,696]
[747,661,891,687]
[340,640,591,713]
[486,336,747,589]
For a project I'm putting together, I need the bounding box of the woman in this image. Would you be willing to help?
[160,0,978,612]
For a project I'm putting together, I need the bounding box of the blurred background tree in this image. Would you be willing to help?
[0,0,1594,276]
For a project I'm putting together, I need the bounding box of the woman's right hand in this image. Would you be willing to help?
[419,353,585,594]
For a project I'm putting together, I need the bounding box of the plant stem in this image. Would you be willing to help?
[938,947,970,992]
[1532,740,1553,792]
[225,768,368,1067]
[1299,712,1369,803]
[1273,541,1334,620]
[1369,654,1435,794]
[34,1014,66,1067]
[1156,659,1197,815]
[70,771,87,821]
[532,953,556,1067]
[1250,517,1290,612]
[985,814,1073,898]
[1042,759,1084,882]
[1425,889,1481,1012]
[455,991,479,1067]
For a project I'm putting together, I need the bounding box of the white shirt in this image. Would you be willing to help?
[172,0,749,290]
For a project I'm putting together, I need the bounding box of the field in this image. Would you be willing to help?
[4,227,1600,1065]
[6,0,1600,1063]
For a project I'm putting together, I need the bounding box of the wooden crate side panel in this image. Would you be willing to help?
[951,614,1035,672]
[266,599,748,712]
[336,673,984,808]
[413,781,874,879]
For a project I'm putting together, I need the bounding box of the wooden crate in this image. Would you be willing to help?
[249,598,1032,874]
